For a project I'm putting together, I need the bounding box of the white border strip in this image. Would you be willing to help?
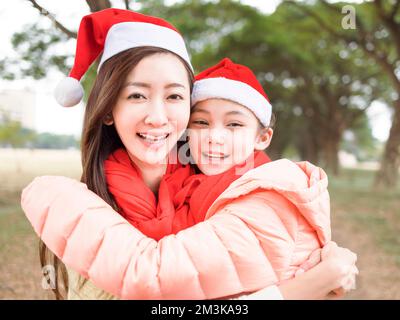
[99,22,192,70]
[192,77,272,126]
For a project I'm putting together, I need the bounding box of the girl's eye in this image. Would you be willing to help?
[192,120,208,126]
[128,93,146,100]
[168,94,183,100]
[227,123,244,128]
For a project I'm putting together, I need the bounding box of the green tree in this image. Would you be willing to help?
[341,112,380,162]
[0,114,36,148]
[33,132,79,149]
[0,0,115,98]
[287,0,400,186]
[0,111,36,171]
[245,1,383,174]
[160,1,383,174]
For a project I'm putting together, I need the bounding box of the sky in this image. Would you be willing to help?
[0,0,391,141]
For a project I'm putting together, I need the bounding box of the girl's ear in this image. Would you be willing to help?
[103,114,114,126]
[254,128,273,151]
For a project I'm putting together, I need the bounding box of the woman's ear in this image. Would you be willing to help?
[254,128,273,151]
[103,114,114,126]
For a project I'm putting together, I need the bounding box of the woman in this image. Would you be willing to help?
[21,8,357,300]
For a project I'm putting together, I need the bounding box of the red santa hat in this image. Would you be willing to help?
[55,8,192,107]
[192,58,272,126]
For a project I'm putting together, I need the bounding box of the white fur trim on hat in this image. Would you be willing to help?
[99,22,193,70]
[54,77,84,107]
[192,77,272,127]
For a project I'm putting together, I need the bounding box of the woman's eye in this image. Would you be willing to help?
[227,123,243,128]
[168,94,183,100]
[128,93,146,100]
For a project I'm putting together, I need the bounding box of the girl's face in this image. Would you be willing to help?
[188,99,273,176]
[110,53,191,167]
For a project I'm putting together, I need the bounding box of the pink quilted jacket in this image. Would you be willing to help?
[21,159,330,299]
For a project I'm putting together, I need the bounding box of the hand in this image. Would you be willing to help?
[321,241,358,296]
[295,248,322,276]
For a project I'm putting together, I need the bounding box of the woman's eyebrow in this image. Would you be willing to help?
[124,82,150,88]
[123,82,186,89]
[165,83,186,89]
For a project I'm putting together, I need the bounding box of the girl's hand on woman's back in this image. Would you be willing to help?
[295,248,322,276]
[321,241,358,299]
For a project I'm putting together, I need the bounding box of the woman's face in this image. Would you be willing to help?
[111,53,191,167]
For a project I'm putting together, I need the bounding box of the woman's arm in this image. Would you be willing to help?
[22,176,278,299]
[21,176,356,300]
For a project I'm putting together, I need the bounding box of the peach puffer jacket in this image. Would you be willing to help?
[21,159,330,299]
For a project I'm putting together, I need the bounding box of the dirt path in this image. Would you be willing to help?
[0,230,51,299]
[331,205,400,299]
[0,191,52,299]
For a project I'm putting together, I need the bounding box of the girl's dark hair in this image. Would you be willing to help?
[259,112,276,131]
[39,46,194,299]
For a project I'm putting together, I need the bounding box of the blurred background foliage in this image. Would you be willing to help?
[1,0,399,187]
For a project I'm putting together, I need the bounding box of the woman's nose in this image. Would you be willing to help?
[144,98,168,127]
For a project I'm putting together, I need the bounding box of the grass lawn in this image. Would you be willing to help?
[329,168,400,299]
[0,148,81,299]
[330,168,400,266]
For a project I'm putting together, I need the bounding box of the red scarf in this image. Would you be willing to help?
[105,148,270,240]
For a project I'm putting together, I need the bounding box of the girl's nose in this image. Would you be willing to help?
[208,129,225,145]
[144,99,168,127]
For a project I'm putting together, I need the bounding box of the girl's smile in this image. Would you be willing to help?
[201,151,230,164]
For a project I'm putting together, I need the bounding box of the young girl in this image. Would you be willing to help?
[21,8,357,300]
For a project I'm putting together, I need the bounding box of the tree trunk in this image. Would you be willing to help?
[296,125,320,164]
[374,99,400,188]
[322,139,340,175]
[300,140,319,164]
[321,126,342,176]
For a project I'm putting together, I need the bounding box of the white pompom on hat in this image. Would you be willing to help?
[55,8,192,107]
[192,58,272,127]
[54,77,84,107]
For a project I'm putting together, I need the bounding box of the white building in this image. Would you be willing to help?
[0,88,36,129]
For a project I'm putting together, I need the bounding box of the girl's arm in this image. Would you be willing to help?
[279,241,358,299]
[233,244,357,300]
[21,176,356,300]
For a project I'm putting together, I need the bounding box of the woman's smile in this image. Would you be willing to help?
[137,132,170,150]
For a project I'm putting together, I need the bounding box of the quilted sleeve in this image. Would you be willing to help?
[21,176,278,299]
